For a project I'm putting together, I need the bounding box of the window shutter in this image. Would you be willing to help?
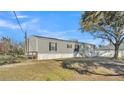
[55,43,57,51]
[49,42,51,51]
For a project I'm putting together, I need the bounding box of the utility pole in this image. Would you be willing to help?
[25,31,27,55]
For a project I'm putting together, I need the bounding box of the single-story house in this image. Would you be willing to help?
[96,43,124,57]
[27,35,96,60]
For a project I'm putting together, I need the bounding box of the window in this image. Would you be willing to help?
[49,42,57,51]
[67,44,72,48]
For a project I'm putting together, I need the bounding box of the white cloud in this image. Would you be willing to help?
[2,16,77,41]
[21,18,41,31]
[15,15,28,19]
[0,18,36,31]
[36,29,68,39]
[35,29,80,40]
[0,19,19,30]
[20,18,67,39]
[12,12,29,19]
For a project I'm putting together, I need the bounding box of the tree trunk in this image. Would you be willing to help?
[114,45,119,59]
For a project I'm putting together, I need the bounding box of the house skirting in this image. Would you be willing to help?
[37,53,81,60]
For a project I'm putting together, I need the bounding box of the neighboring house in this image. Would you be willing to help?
[27,35,96,60]
[96,43,124,57]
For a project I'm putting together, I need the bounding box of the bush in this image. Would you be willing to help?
[0,55,21,65]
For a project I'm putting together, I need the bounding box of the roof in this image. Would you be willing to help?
[32,35,95,46]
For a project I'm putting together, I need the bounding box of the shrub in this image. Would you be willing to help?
[0,55,21,65]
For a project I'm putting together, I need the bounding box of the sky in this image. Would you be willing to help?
[0,11,108,46]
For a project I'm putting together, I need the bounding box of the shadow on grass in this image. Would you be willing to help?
[60,57,124,77]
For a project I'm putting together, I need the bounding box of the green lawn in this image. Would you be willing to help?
[0,58,124,81]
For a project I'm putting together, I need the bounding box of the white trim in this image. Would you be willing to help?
[37,53,75,60]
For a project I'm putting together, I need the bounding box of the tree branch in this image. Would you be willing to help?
[97,35,115,45]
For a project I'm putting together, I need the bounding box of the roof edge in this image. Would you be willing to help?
[32,35,95,46]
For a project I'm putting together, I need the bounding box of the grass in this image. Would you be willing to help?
[0,57,124,80]
[0,60,78,80]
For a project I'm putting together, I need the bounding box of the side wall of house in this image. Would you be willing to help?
[28,36,38,52]
[35,37,77,60]
[28,36,96,60]
[37,37,75,54]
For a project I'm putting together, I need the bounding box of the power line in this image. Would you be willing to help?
[13,11,27,54]
[13,11,25,33]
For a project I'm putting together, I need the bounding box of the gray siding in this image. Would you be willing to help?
[37,37,76,54]
[28,36,37,51]
[28,36,95,54]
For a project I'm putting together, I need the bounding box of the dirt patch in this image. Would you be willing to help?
[62,57,124,76]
